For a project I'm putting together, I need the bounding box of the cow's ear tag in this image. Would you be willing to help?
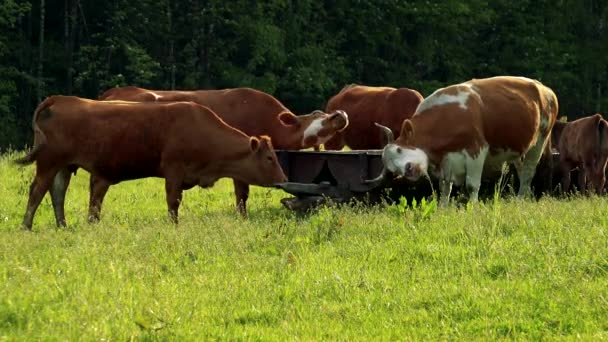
[278,112,299,126]
[250,137,260,151]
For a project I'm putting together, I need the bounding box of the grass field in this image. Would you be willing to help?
[1,151,608,340]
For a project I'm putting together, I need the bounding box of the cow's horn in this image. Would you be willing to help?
[362,166,387,186]
[361,122,394,186]
[374,122,394,145]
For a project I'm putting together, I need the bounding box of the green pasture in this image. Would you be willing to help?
[1,152,607,340]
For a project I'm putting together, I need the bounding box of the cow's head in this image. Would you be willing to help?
[239,136,287,186]
[381,119,429,181]
[278,110,349,149]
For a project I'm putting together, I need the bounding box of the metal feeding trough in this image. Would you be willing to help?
[274,149,563,212]
[274,149,430,211]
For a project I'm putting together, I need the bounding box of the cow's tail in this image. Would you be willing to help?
[14,97,54,165]
[597,115,608,155]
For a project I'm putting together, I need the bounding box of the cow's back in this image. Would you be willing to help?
[189,88,288,137]
[37,97,243,182]
[559,114,606,163]
[411,76,557,158]
[326,85,422,149]
[107,87,289,139]
[472,77,557,154]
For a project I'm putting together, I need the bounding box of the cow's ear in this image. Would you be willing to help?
[400,119,414,143]
[250,136,260,151]
[278,112,299,126]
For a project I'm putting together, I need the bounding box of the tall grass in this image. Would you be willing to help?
[1,152,608,340]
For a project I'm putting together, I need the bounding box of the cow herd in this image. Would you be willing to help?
[15,76,608,230]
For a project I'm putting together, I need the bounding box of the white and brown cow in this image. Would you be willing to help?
[377,76,558,206]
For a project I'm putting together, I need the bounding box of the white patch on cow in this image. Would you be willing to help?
[484,149,520,174]
[382,145,429,180]
[151,92,161,101]
[302,118,325,143]
[415,90,471,114]
[438,146,489,203]
[539,113,551,131]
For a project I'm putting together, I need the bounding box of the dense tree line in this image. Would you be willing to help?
[1,0,607,150]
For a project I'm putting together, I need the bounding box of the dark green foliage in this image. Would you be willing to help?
[1,0,607,149]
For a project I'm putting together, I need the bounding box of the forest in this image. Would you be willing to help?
[0,0,607,150]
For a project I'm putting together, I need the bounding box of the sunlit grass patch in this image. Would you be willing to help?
[1,152,608,339]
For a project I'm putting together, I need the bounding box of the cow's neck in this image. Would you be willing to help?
[272,125,307,150]
[408,113,474,167]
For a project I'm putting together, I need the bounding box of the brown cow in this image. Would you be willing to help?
[99,86,348,214]
[16,96,287,230]
[376,76,558,206]
[551,119,567,152]
[554,114,608,194]
[322,84,423,150]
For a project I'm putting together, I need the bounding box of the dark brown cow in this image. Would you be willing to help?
[554,114,608,194]
[377,76,558,206]
[322,84,423,150]
[551,119,567,152]
[99,86,348,214]
[16,96,287,229]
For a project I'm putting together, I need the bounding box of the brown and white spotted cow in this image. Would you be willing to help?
[99,86,349,215]
[554,114,608,194]
[322,84,423,150]
[377,76,559,206]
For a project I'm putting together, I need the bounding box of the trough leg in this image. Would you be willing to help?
[49,168,72,227]
[233,179,249,217]
[88,175,111,223]
[22,166,59,230]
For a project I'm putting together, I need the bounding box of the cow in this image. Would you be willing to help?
[551,119,567,152]
[554,114,608,194]
[373,76,558,206]
[99,86,349,215]
[16,96,287,230]
[322,84,423,150]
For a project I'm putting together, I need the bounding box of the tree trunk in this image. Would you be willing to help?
[65,0,78,94]
[167,0,176,90]
[597,82,602,113]
[37,0,45,102]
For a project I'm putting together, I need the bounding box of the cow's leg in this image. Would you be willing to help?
[590,169,604,195]
[49,167,72,227]
[438,179,453,208]
[516,136,549,198]
[88,175,111,223]
[593,162,607,195]
[578,166,588,194]
[233,179,249,217]
[165,178,183,224]
[465,147,489,203]
[22,167,59,230]
[559,159,573,193]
